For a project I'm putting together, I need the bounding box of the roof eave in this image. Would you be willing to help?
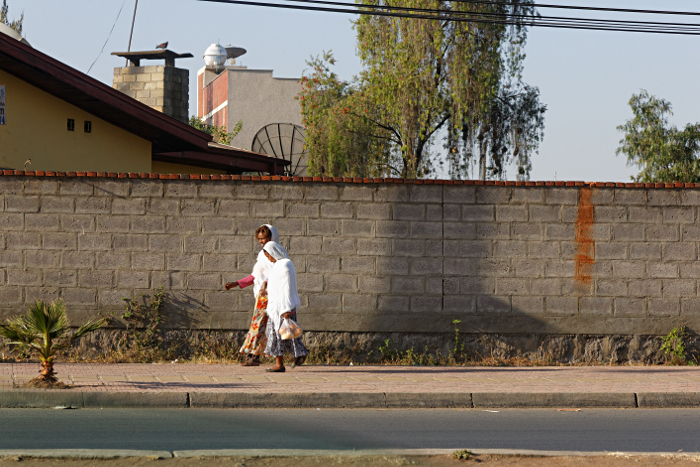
[0,34,213,153]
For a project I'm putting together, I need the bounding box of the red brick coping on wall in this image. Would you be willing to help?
[0,170,694,188]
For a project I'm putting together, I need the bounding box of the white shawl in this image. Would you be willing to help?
[251,224,280,297]
[263,242,301,330]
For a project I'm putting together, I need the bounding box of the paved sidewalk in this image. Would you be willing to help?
[3,363,700,408]
[2,362,700,393]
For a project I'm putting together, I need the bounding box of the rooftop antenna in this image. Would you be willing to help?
[126,0,139,66]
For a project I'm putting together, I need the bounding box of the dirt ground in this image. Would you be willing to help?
[1,455,699,467]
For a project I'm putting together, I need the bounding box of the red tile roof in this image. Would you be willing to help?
[0,169,694,188]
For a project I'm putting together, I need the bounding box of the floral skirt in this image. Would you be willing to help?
[264,311,309,358]
[239,293,269,356]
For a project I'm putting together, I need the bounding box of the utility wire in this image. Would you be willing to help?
[87,0,126,74]
[445,0,700,18]
[284,0,700,31]
[198,0,700,34]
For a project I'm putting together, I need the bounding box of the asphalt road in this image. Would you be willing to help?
[0,408,698,452]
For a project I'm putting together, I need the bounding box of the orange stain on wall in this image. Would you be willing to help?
[575,187,595,286]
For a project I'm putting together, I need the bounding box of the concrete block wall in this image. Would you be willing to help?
[1,173,699,336]
[113,66,189,123]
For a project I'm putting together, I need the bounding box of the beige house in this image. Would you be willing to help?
[0,31,288,175]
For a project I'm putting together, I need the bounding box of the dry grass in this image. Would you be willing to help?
[0,346,667,367]
[21,377,71,389]
[0,334,680,367]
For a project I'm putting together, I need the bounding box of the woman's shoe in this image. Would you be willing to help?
[292,355,307,368]
[265,366,285,372]
[241,355,260,366]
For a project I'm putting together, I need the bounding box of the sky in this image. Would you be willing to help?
[5,0,700,181]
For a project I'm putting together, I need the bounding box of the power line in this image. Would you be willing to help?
[87,0,126,75]
[199,0,700,33]
[285,0,700,32]
[198,0,700,34]
[446,0,700,18]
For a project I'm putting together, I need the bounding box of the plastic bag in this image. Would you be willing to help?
[279,317,303,340]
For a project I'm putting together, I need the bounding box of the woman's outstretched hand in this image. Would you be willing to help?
[225,281,239,290]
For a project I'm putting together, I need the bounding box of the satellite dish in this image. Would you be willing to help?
[252,123,308,177]
[225,46,246,60]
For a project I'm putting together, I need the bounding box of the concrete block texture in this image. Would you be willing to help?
[3,178,700,334]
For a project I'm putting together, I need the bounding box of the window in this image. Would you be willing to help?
[67,119,75,131]
[84,121,92,133]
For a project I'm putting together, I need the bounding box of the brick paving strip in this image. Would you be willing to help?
[1,363,700,408]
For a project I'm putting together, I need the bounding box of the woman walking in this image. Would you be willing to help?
[262,241,308,373]
[225,225,279,366]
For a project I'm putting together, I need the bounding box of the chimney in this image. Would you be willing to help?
[111,49,193,123]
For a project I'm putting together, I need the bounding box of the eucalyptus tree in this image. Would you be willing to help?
[447,82,546,180]
[298,52,394,178]
[617,90,700,183]
[300,0,545,179]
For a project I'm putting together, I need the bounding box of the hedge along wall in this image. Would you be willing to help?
[0,172,700,336]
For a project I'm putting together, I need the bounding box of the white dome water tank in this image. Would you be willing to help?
[204,43,227,72]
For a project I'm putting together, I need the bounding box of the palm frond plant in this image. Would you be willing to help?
[0,299,105,385]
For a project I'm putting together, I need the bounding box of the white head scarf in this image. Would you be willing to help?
[263,241,300,330]
[263,241,289,261]
[265,224,280,243]
[252,224,280,297]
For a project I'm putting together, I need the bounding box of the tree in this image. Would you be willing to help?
[298,52,394,177]
[0,300,105,386]
[300,1,546,180]
[448,82,546,180]
[0,0,23,35]
[189,116,243,146]
[617,90,700,183]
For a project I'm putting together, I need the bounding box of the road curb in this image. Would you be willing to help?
[2,448,699,459]
[83,392,187,409]
[172,449,459,458]
[385,392,473,408]
[190,392,385,408]
[0,391,188,409]
[2,390,699,409]
[637,392,700,408]
[469,449,700,458]
[472,392,637,408]
[0,450,172,459]
[0,391,84,408]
